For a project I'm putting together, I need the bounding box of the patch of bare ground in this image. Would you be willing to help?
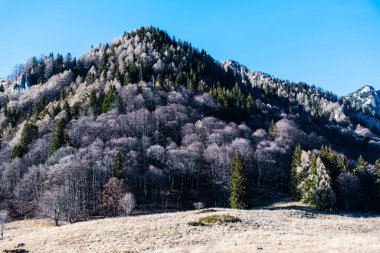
[0,201,379,253]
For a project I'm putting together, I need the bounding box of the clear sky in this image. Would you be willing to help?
[0,0,379,95]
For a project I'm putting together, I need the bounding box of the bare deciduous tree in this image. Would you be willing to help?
[0,210,8,240]
[101,177,126,216]
[40,187,66,226]
[119,192,136,216]
[193,202,205,210]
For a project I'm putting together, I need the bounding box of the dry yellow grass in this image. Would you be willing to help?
[0,202,379,253]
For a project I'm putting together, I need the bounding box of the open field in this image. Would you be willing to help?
[0,202,379,253]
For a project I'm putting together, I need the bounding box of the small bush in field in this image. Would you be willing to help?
[193,202,205,210]
[187,214,240,226]
[187,220,205,226]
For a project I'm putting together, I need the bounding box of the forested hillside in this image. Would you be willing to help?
[0,27,379,222]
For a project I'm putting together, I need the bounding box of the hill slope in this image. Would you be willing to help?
[0,202,379,253]
[0,26,379,220]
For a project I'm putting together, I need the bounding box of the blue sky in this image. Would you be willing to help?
[0,0,379,95]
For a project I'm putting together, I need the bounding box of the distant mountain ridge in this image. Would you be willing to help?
[221,59,380,133]
[343,85,380,117]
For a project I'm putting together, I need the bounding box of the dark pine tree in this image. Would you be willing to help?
[268,119,277,140]
[113,151,123,179]
[374,159,380,211]
[11,121,38,159]
[290,144,302,200]
[229,153,248,209]
[49,120,65,156]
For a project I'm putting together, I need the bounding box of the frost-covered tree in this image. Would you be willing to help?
[298,151,336,210]
[336,172,362,211]
[119,192,136,216]
[0,210,8,240]
[40,186,66,226]
[13,165,46,216]
[313,156,336,210]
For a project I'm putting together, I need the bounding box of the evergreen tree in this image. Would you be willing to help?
[230,82,244,108]
[101,86,115,113]
[113,61,121,81]
[290,144,302,200]
[89,89,97,107]
[10,145,23,159]
[268,120,277,140]
[336,154,349,172]
[229,153,248,209]
[86,72,96,84]
[155,74,163,87]
[175,72,186,86]
[197,80,205,92]
[52,105,61,117]
[304,152,317,204]
[301,152,336,210]
[246,94,253,112]
[116,94,125,114]
[72,102,80,119]
[375,159,380,177]
[89,89,99,115]
[53,53,64,74]
[99,51,108,75]
[124,72,131,86]
[49,120,65,156]
[113,152,123,179]
[354,155,368,174]
[319,146,338,179]
[124,63,139,84]
[63,132,70,146]
[11,121,38,159]
[19,121,38,150]
[63,101,71,122]
[186,78,194,90]
[138,66,144,82]
[374,159,380,205]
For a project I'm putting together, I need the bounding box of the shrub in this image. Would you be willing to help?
[193,202,205,210]
[187,214,240,226]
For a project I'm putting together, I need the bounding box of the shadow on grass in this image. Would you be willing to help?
[251,193,380,218]
[262,203,380,219]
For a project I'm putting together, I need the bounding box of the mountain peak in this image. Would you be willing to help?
[343,84,380,116]
[222,59,249,76]
[358,85,376,93]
